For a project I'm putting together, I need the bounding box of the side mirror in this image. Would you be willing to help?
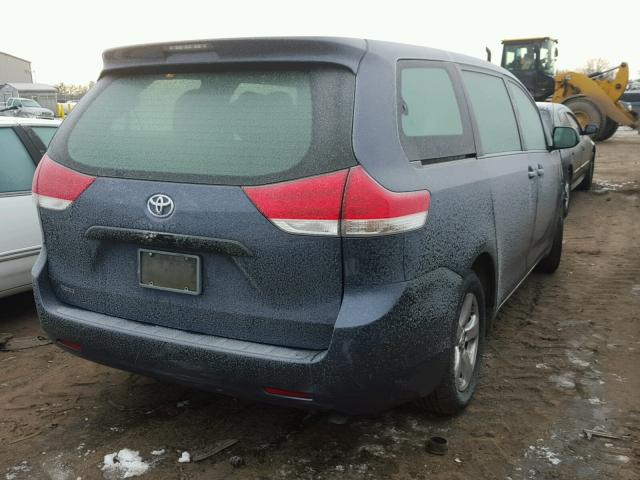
[552,126,579,149]
[583,123,598,136]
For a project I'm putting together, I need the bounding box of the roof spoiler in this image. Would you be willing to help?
[100,37,367,77]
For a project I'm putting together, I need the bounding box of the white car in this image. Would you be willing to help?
[0,117,60,297]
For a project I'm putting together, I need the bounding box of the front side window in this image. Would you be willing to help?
[507,82,547,150]
[503,45,535,71]
[461,71,521,155]
[0,128,36,193]
[398,61,474,161]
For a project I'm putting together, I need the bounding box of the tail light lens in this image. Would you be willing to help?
[32,154,96,210]
[243,169,348,236]
[243,166,429,236]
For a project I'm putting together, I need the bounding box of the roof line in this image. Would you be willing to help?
[0,51,32,64]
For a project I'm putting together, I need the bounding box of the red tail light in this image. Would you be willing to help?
[243,169,349,236]
[243,166,429,236]
[341,166,430,236]
[32,154,96,210]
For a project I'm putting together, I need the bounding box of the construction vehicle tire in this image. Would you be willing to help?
[563,97,604,140]
[597,118,619,142]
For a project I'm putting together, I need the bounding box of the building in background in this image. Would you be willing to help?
[1,52,57,111]
[0,51,33,84]
[0,83,58,112]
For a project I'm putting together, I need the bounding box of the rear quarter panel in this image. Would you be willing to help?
[349,45,498,296]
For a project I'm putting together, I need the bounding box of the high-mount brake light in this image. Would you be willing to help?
[32,154,96,210]
[243,166,430,237]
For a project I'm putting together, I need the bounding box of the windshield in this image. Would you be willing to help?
[503,41,556,75]
[55,66,356,186]
[20,99,41,108]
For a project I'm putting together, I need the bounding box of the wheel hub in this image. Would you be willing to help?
[454,293,480,392]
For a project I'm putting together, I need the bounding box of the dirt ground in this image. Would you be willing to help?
[1,130,639,480]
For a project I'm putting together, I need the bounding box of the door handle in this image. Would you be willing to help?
[537,164,544,176]
[528,165,537,178]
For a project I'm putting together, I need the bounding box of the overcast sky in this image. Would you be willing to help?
[3,0,639,85]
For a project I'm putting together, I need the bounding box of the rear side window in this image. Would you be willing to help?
[461,71,521,155]
[398,61,475,162]
[507,82,547,150]
[0,128,35,193]
[31,126,58,146]
[54,66,356,186]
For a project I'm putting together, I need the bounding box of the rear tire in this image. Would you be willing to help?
[576,156,595,191]
[597,118,618,141]
[535,216,563,273]
[416,272,485,415]
[563,170,572,217]
[563,97,604,139]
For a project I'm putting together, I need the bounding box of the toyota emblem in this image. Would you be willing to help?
[147,194,174,218]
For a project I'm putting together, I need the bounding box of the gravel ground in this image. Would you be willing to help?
[1,130,639,480]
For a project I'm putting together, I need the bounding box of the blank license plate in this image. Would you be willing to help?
[139,249,201,295]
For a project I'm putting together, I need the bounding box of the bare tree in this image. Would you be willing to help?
[581,58,613,79]
[54,81,95,101]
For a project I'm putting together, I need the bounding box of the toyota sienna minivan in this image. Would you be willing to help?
[32,37,579,414]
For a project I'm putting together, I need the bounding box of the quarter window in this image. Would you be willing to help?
[507,82,548,150]
[461,71,521,154]
[0,128,36,193]
[398,62,474,162]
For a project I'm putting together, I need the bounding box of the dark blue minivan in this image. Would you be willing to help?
[32,38,579,414]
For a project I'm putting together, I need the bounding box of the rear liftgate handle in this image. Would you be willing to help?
[528,165,538,179]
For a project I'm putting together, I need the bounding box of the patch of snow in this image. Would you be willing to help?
[549,372,576,389]
[176,400,190,408]
[150,449,165,456]
[178,452,190,463]
[535,363,550,370]
[588,397,603,405]
[615,455,630,463]
[566,352,590,368]
[527,445,561,466]
[6,461,31,480]
[101,449,149,479]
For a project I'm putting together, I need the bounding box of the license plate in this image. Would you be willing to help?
[138,249,201,295]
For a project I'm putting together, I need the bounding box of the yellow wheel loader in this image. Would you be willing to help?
[497,37,638,141]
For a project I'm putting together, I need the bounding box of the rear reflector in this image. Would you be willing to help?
[243,166,429,236]
[264,387,313,400]
[57,339,82,351]
[32,154,96,210]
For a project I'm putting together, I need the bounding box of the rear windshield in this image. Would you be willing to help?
[52,66,356,185]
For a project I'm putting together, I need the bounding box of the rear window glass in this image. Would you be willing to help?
[397,61,475,162]
[55,66,355,185]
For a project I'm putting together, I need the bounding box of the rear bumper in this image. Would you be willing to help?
[33,248,462,414]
